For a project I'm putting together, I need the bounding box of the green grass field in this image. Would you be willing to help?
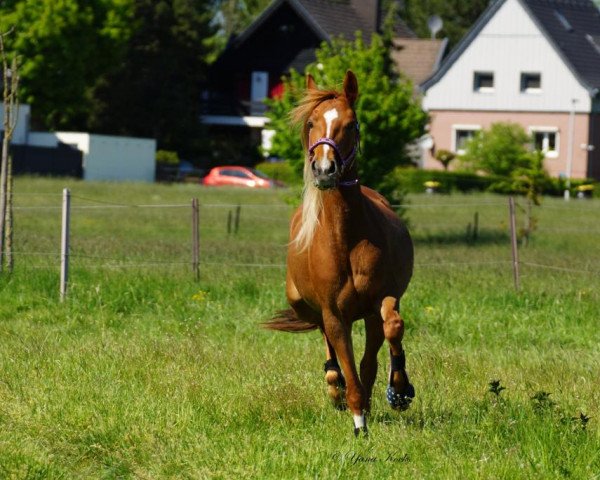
[1,177,599,479]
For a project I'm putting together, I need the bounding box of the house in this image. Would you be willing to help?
[2,103,156,182]
[421,0,600,181]
[202,0,446,164]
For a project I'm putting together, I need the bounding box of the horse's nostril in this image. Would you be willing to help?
[326,162,337,175]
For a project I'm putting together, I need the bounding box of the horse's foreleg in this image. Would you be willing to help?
[360,315,384,413]
[322,332,346,410]
[322,311,367,436]
[381,296,415,410]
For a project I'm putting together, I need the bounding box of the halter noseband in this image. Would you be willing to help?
[307,122,360,187]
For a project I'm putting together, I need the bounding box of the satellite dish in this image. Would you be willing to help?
[427,15,443,39]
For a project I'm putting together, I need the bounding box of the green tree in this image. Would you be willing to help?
[0,0,134,130]
[213,0,271,49]
[461,122,550,201]
[400,0,489,48]
[266,33,428,190]
[88,0,216,156]
[461,122,532,177]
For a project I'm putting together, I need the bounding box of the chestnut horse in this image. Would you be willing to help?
[264,71,414,436]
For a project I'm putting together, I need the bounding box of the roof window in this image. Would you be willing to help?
[553,10,573,32]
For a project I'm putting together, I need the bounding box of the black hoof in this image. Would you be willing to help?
[386,383,415,411]
[353,426,369,437]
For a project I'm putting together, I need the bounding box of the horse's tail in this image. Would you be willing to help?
[262,309,319,333]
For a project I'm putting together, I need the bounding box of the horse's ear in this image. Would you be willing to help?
[343,70,358,106]
[306,73,317,91]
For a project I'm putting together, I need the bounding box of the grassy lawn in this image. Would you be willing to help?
[0,177,599,479]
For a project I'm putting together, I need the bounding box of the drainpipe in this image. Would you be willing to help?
[564,98,577,201]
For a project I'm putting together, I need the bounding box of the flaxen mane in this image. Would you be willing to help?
[290,89,343,251]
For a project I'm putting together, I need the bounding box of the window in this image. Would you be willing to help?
[521,73,541,93]
[530,127,559,157]
[452,125,481,154]
[221,169,250,178]
[473,72,494,92]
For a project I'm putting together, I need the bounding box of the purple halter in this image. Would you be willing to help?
[307,122,360,187]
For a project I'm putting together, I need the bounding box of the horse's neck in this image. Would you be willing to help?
[320,186,364,240]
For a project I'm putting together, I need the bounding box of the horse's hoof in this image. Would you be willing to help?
[328,385,347,411]
[386,383,415,411]
[325,368,347,410]
[353,426,369,437]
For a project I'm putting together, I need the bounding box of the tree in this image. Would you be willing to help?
[0,28,19,273]
[266,33,428,190]
[400,0,489,48]
[460,122,532,178]
[461,122,550,202]
[88,0,216,156]
[0,0,134,130]
[212,0,271,53]
[434,149,455,171]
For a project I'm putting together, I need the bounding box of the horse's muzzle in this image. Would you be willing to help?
[311,160,338,190]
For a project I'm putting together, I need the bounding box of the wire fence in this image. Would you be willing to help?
[6,190,600,297]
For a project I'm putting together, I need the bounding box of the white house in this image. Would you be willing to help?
[421,0,600,181]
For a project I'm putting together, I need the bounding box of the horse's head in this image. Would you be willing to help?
[301,71,360,190]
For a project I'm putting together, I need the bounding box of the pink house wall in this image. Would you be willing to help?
[425,110,591,179]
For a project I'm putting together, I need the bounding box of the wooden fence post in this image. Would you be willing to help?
[60,188,71,301]
[191,198,199,282]
[234,205,241,234]
[508,196,520,291]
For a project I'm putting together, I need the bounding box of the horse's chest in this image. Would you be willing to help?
[293,240,384,305]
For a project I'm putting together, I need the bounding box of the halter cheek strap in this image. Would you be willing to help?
[307,122,360,187]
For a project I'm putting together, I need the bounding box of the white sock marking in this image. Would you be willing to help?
[353,414,365,429]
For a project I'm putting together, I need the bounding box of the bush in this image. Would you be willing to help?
[255,160,302,186]
[156,150,179,165]
[460,123,531,177]
[381,167,598,198]
[382,167,497,194]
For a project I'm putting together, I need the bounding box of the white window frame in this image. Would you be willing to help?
[452,124,481,155]
[473,71,495,93]
[529,126,559,158]
[520,72,542,94]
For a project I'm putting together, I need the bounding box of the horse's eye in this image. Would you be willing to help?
[346,121,358,130]
[307,120,314,129]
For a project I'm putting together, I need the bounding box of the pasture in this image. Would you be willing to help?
[1,177,599,479]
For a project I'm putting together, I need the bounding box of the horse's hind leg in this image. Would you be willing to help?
[322,333,346,410]
[381,296,415,410]
[360,315,384,413]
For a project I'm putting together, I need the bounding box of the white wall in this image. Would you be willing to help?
[0,103,31,145]
[28,131,156,182]
[423,0,592,113]
[85,134,155,182]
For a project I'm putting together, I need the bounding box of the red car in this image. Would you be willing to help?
[202,166,279,188]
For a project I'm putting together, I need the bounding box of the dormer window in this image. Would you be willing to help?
[473,72,494,93]
[521,72,541,93]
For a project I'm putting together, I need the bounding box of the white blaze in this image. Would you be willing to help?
[318,108,338,171]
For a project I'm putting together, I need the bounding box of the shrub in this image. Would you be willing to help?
[382,167,497,194]
[155,150,179,165]
[255,161,301,186]
[460,122,531,177]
